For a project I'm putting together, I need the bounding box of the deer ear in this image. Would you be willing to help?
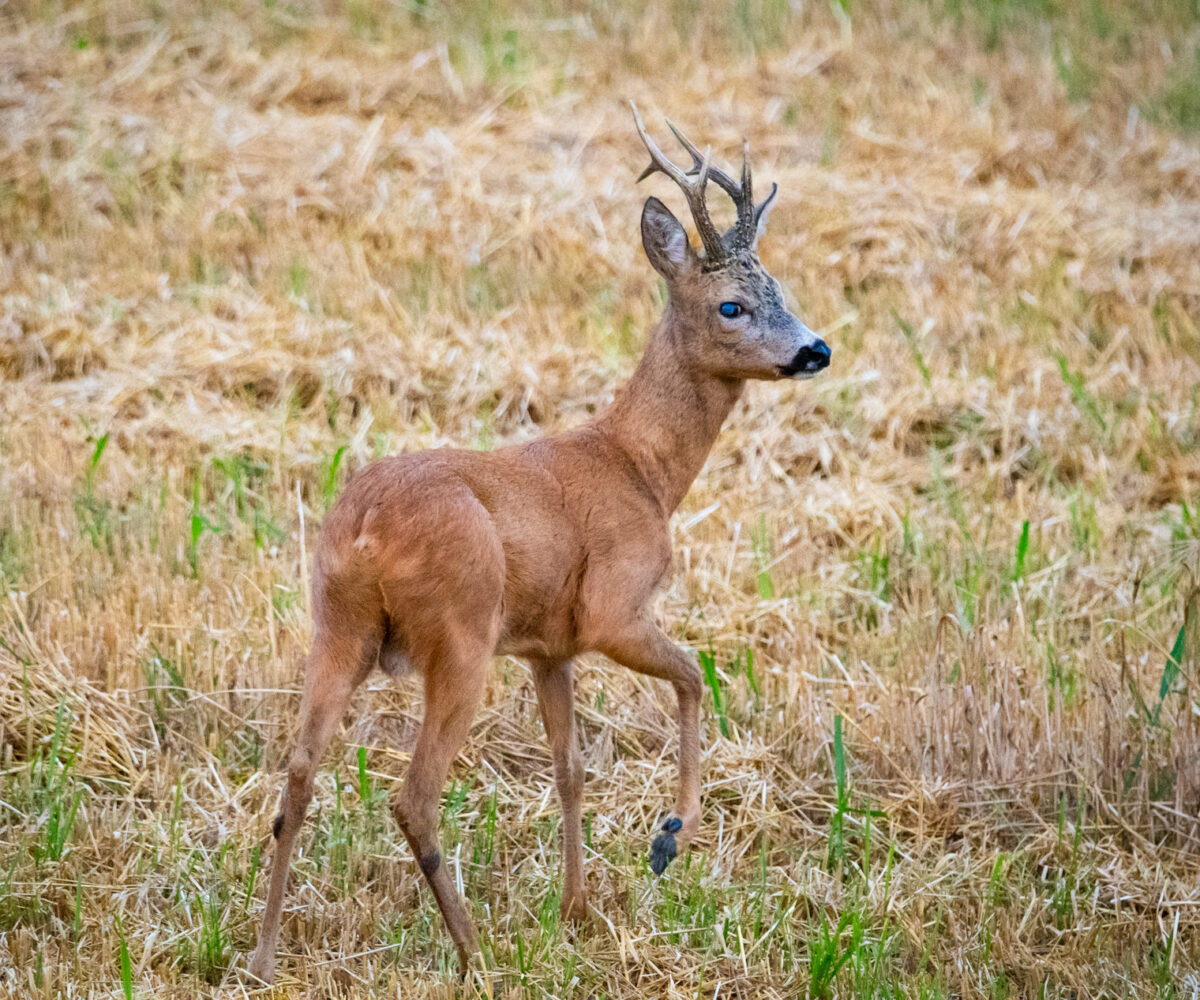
[641,197,694,280]
[751,183,778,247]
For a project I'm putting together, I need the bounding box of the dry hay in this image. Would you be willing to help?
[1,0,1200,997]
[0,647,147,785]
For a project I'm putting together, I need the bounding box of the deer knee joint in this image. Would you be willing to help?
[554,747,584,798]
[391,788,434,841]
[389,790,410,831]
[676,668,702,704]
[285,750,315,807]
[566,752,584,794]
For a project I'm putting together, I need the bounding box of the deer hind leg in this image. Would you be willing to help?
[531,658,588,922]
[248,630,376,984]
[389,612,499,971]
[596,615,702,875]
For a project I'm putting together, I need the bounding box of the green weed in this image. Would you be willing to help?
[25,700,84,866]
[807,908,864,999]
[117,914,133,1000]
[698,646,730,738]
[212,453,285,549]
[1056,352,1107,435]
[187,475,220,577]
[894,312,933,389]
[144,647,188,743]
[827,713,851,871]
[319,444,348,509]
[285,257,310,301]
[1150,45,1200,132]
[198,877,230,983]
[75,431,113,552]
[1011,519,1031,582]
[751,514,775,600]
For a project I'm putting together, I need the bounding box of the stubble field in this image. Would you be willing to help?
[2,1,1200,997]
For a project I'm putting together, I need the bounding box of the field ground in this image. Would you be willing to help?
[2,1,1200,997]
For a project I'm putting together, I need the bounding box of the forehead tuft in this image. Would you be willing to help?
[705,253,779,300]
[703,250,758,274]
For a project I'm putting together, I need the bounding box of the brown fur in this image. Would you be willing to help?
[247,114,830,982]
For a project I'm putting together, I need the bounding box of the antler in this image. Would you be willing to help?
[631,103,778,266]
[630,102,726,265]
[662,121,776,255]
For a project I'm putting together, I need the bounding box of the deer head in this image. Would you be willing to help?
[631,104,831,382]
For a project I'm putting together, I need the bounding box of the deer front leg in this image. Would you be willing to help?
[595,615,702,875]
[530,658,588,921]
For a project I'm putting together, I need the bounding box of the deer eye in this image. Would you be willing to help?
[718,302,744,318]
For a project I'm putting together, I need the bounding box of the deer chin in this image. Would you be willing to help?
[776,364,819,380]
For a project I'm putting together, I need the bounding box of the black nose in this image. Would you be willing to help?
[784,339,831,376]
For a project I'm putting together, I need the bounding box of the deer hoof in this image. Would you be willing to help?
[560,893,590,923]
[456,943,486,981]
[246,947,275,985]
[649,816,682,875]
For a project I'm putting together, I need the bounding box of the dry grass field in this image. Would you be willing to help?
[2,0,1200,996]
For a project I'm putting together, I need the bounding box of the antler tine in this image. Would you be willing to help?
[666,120,742,198]
[665,119,760,253]
[736,138,754,249]
[630,102,727,264]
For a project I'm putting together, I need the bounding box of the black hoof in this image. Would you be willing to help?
[649,817,682,875]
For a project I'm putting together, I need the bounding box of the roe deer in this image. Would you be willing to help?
[248,104,831,982]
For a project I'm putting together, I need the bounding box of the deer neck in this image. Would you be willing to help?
[597,306,744,515]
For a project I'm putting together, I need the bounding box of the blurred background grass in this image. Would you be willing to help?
[1,0,1199,997]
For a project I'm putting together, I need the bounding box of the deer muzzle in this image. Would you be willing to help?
[780,339,831,379]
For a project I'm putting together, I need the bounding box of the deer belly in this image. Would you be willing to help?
[495,571,582,661]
